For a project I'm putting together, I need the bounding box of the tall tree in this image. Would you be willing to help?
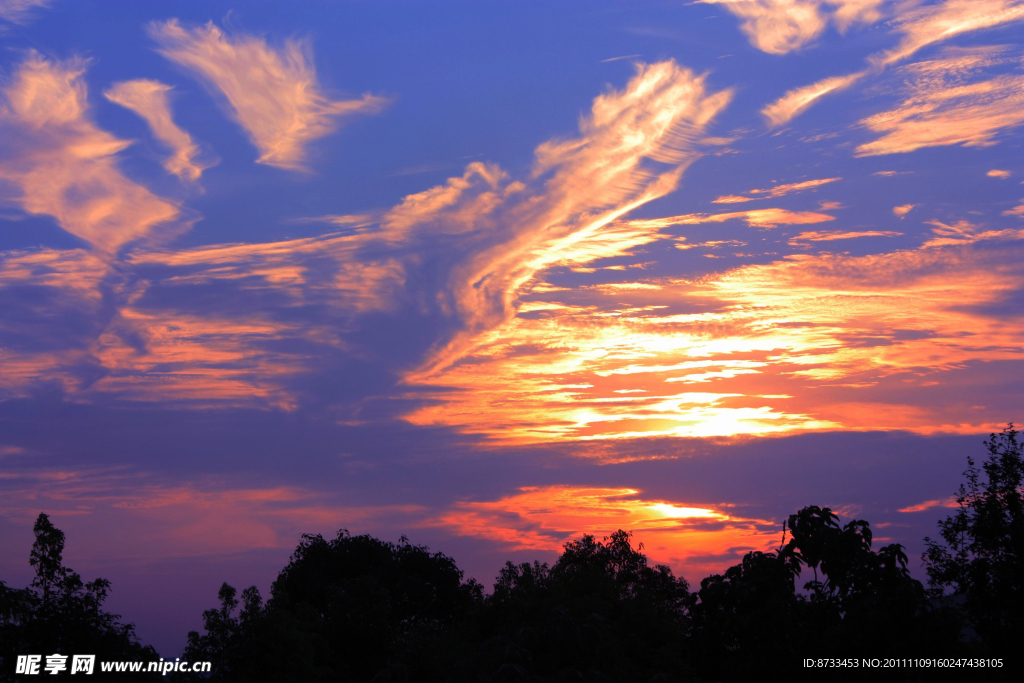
[0,513,159,682]
[924,424,1024,650]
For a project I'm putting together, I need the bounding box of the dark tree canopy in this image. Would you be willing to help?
[180,530,482,683]
[688,506,959,681]
[0,514,158,682]
[474,530,691,682]
[925,424,1024,650]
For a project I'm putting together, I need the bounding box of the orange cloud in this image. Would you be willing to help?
[402,226,1024,444]
[104,79,215,182]
[149,20,388,171]
[921,219,1024,247]
[711,195,754,204]
[893,204,915,218]
[0,229,412,406]
[987,169,1011,178]
[897,497,958,513]
[0,63,733,409]
[0,54,184,252]
[428,485,781,579]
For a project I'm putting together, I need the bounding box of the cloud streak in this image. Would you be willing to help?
[654,208,836,228]
[149,20,388,171]
[104,79,214,182]
[712,177,841,203]
[762,72,866,128]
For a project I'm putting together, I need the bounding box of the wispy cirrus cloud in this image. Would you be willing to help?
[922,219,1024,247]
[104,79,215,182]
[0,62,732,409]
[0,0,50,26]
[789,229,901,244]
[762,71,866,128]
[712,177,841,203]
[405,61,733,378]
[761,0,1024,127]
[0,53,184,252]
[856,50,1024,156]
[875,0,1024,67]
[148,20,388,171]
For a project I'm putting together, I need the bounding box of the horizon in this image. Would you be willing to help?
[2,0,1023,656]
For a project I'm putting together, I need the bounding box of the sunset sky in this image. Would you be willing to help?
[2,0,1023,654]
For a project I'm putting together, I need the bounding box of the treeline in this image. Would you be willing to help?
[3,427,1021,682]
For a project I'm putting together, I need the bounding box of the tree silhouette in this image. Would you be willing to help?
[470,530,691,682]
[689,506,960,681]
[688,549,802,680]
[924,423,1024,651]
[781,506,954,654]
[0,513,159,682]
[180,530,482,682]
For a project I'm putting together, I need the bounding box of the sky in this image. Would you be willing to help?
[1,0,1023,655]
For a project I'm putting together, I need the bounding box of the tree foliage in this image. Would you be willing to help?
[924,424,1024,650]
